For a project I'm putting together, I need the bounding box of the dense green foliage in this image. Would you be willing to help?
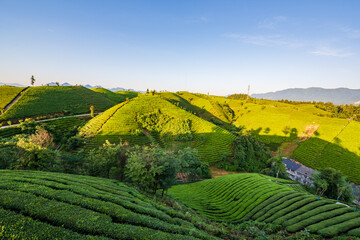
[217,135,272,172]
[312,168,353,203]
[87,143,210,194]
[86,141,130,180]
[0,86,115,122]
[315,102,360,121]
[0,170,221,240]
[0,116,89,172]
[0,85,26,110]
[169,173,360,237]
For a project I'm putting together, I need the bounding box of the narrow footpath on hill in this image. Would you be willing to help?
[0,113,102,129]
[1,87,29,113]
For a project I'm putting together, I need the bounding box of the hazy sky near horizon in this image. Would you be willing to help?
[1,0,360,95]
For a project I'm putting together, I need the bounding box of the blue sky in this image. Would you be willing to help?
[1,0,360,95]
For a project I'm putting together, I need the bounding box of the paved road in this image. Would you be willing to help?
[0,113,102,129]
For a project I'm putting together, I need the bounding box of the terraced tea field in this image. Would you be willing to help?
[169,173,360,238]
[80,95,235,163]
[0,170,219,240]
[0,86,115,122]
[0,85,26,110]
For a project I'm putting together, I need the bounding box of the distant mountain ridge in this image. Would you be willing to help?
[0,82,25,87]
[252,87,360,105]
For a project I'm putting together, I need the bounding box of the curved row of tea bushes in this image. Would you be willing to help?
[0,170,219,240]
[169,173,360,237]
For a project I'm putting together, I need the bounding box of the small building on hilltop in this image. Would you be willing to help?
[282,158,316,185]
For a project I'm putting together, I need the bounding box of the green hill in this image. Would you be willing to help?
[0,86,115,122]
[0,85,26,110]
[114,90,139,99]
[80,95,235,164]
[169,173,360,238]
[176,92,235,126]
[0,170,221,240]
[91,88,127,103]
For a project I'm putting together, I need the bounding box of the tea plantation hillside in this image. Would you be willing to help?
[0,170,221,240]
[222,98,360,183]
[0,86,115,122]
[169,173,360,238]
[176,92,235,126]
[0,85,26,110]
[91,88,126,103]
[80,95,235,164]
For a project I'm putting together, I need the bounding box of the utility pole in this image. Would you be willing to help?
[247,85,250,100]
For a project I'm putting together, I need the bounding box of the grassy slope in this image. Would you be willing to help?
[0,85,26,109]
[91,88,126,103]
[80,95,235,164]
[0,170,219,240]
[169,173,360,238]
[176,92,233,125]
[0,86,115,121]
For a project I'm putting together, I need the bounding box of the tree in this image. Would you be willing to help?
[312,168,353,203]
[90,105,95,118]
[353,187,360,212]
[146,88,149,94]
[31,75,35,86]
[178,147,211,181]
[28,127,54,148]
[15,130,58,171]
[56,82,60,86]
[125,145,180,198]
[313,176,328,200]
[86,141,130,180]
[229,135,272,172]
[267,152,287,183]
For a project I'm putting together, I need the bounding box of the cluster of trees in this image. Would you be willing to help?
[275,99,360,121]
[217,135,274,173]
[312,168,355,203]
[315,102,360,121]
[87,142,210,197]
[0,119,84,172]
[1,120,210,199]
